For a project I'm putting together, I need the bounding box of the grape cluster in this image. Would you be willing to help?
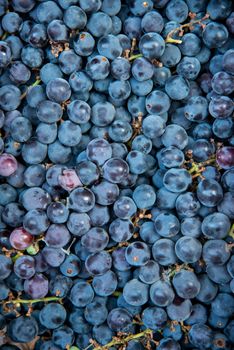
[0,0,234,350]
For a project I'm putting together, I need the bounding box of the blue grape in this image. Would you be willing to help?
[139,32,165,59]
[165,75,190,100]
[152,239,177,266]
[142,306,167,331]
[125,241,151,267]
[203,22,229,48]
[188,324,213,349]
[123,278,149,306]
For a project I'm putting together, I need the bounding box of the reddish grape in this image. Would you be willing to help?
[216,147,234,170]
[58,169,82,191]
[0,153,18,176]
[9,227,34,250]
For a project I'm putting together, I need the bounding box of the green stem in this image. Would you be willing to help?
[229,223,234,239]
[11,252,23,263]
[92,329,153,350]
[1,32,8,40]
[129,53,143,61]
[112,291,122,297]
[3,296,63,305]
[31,79,41,87]
[20,79,41,99]
[166,37,183,44]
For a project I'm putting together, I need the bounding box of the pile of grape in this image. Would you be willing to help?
[0,0,234,349]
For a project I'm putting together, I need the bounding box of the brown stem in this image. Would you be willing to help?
[89,329,153,350]
[166,14,209,44]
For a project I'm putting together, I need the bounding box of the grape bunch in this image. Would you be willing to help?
[0,0,234,350]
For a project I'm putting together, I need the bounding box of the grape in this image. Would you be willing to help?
[97,35,122,60]
[92,324,113,346]
[175,236,202,263]
[69,280,94,308]
[68,187,95,213]
[203,22,229,48]
[125,241,151,267]
[86,138,112,165]
[188,324,213,349]
[21,187,51,211]
[132,57,154,82]
[203,240,230,266]
[211,71,234,95]
[92,270,117,297]
[216,146,234,169]
[91,180,119,206]
[24,273,48,299]
[201,212,231,239]
[103,158,129,184]
[186,303,207,326]
[84,300,108,326]
[7,316,38,343]
[109,218,134,243]
[107,308,132,331]
[85,251,112,276]
[138,260,160,284]
[211,293,234,318]
[133,184,156,209]
[142,115,166,139]
[207,265,232,285]
[0,255,12,280]
[86,55,110,80]
[39,303,67,330]
[52,326,74,349]
[9,227,33,250]
[152,238,177,266]
[23,209,50,235]
[42,247,65,268]
[167,298,192,322]
[81,227,109,253]
[139,32,165,59]
[172,270,201,299]
[208,311,229,329]
[222,48,234,74]
[0,153,18,176]
[14,255,35,279]
[123,278,149,306]
[165,76,190,101]
[58,169,82,192]
[163,168,192,193]
[154,212,180,238]
[142,306,167,331]
[45,224,70,248]
[113,196,137,219]
[197,179,223,207]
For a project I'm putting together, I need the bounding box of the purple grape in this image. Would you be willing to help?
[0,153,18,176]
[216,147,234,169]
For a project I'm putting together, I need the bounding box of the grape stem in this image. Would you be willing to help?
[128,53,143,61]
[20,79,41,99]
[88,329,153,350]
[2,296,63,305]
[187,156,217,174]
[166,13,209,44]
[0,32,8,40]
[229,223,234,239]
